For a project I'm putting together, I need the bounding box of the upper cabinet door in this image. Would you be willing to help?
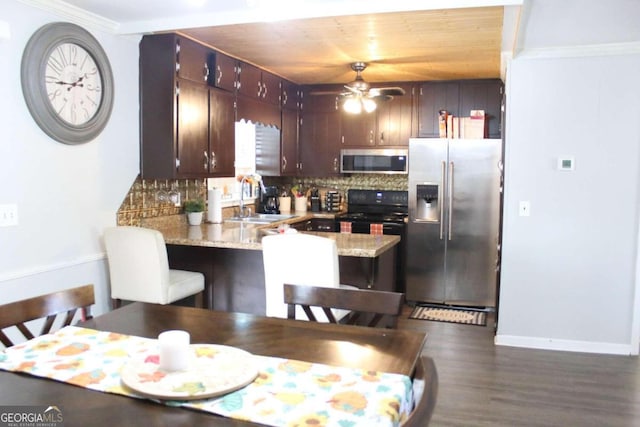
[209,88,236,177]
[281,79,300,110]
[459,80,503,139]
[417,82,460,137]
[260,71,281,106]
[376,82,415,146]
[176,37,210,84]
[236,61,281,105]
[236,61,262,99]
[176,79,210,177]
[207,51,237,92]
[340,112,377,147]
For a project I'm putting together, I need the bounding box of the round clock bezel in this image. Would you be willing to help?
[21,22,114,145]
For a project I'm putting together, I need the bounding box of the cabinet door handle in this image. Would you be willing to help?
[369,130,374,144]
[216,65,222,86]
[333,157,339,172]
[380,131,384,144]
[262,83,267,99]
[282,91,288,106]
[257,81,262,97]
[282,156,287,171]
[210,151,217,170]
[203,64,209,82]
[203,151,209,171]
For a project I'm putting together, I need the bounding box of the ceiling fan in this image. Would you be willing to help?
[311,62,406,113]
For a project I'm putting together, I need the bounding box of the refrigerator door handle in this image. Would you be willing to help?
[440,160,446,239]
[448,161,454,241]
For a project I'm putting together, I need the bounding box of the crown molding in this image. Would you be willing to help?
[17,0,119,33]
[516,41,640,60]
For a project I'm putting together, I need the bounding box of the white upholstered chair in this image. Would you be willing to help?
[262,232,355,321]
[104,226,205,309]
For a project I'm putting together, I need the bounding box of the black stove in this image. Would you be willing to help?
[340,189,408,224]
[336,189,408,292]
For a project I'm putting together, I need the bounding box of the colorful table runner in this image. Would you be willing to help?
[0,326,413,426]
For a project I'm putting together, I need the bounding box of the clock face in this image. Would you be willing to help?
[21,22,114,145]
[45,43,103,126]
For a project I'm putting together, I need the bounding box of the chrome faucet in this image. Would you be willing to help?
[239,176,252,218]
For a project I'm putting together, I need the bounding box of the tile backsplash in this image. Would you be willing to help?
[117,174,408,225]
[265,174,408,202]
[117,176,207,226]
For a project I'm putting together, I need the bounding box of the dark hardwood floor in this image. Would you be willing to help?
[397,306,640,426]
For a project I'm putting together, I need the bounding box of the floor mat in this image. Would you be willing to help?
[409,305,487,326]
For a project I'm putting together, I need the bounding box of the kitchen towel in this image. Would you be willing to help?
[207,188,222,223]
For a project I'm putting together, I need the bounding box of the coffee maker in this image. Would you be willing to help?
[260,186,280,214]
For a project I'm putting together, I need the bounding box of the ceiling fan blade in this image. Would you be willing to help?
[308,90,342,95]
[342,85,363,94]
[370,94,394,102]
[368,87,406,97]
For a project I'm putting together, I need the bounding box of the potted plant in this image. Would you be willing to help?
[184,199,205,226]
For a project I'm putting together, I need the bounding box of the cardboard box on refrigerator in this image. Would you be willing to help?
[462,110,487,138]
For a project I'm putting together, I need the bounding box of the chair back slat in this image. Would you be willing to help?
[0,284,95,347]
[284,284,405,328]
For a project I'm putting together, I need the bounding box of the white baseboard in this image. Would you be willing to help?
[495,334,634,356]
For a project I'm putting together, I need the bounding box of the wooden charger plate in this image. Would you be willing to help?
[121,344,258,401]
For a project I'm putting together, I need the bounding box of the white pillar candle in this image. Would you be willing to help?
[158,330,190,372]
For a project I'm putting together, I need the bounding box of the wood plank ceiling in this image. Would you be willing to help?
[179,6,504,85]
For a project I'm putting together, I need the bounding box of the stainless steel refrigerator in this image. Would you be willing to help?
[406,138,503,308]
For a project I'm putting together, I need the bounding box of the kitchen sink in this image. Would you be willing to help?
[225,214,297,224]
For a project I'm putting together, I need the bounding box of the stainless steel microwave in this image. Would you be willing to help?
[340,149,408,174]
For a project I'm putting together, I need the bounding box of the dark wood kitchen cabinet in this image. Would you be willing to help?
[299,87,342,176]
[281,79,300,111]
[206,50,237,92]
[176,36,210,85]
[236,61,281,105]
[340,111,377,147]
[208,88,236,176]
[459,80,503,139]
[140,33,235,179]
[376,83,417,146]
[417,81,460,137]
[174,79,210,177]
[281,108,299,176]
[281,79,300,175]
[417,79,503,138]
[339,82,415,148]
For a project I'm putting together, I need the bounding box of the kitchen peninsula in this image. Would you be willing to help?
[141,214,400,313]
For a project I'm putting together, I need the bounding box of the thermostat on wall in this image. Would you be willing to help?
[557,157,575,171]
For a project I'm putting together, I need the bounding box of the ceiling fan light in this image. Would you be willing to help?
[343,97,362,114]
[362,98,377,113]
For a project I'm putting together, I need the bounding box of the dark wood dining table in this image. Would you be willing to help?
[0,302,427,426]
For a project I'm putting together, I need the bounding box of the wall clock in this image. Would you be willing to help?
[21,22,114,145]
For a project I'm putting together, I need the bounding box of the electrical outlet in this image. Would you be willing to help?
[518,201,530,217]
[0,204,18,227]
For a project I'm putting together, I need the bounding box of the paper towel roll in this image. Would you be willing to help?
[207,188,223,223]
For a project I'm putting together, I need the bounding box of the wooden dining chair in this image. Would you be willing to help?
[403,355,439,426]
[0,284,95,347]
[283,283,405,328]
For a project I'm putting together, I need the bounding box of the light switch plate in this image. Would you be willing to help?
[0,204,18,227]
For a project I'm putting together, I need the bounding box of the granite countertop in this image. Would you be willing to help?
[141,214,400,258]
